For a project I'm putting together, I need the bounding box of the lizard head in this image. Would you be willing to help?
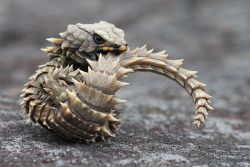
[43,21,127,71]
[60,21,127,61]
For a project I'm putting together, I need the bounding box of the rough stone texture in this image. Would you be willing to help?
[0,0,250,166]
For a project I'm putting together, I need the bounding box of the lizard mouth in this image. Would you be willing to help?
[96,44,128,58]
[71,45,127,71]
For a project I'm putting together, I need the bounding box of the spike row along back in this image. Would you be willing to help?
[21,21,213,142]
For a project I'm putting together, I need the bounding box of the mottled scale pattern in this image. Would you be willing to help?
[21,21,213,142]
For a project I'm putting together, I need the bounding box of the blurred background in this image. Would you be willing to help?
[0,0,250,99]
[1,0,250,166]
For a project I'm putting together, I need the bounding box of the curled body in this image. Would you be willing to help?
[21,21,213,142]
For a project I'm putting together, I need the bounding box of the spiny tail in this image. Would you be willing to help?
[120,45,214,128]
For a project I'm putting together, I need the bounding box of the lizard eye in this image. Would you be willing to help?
[93,33,106,44]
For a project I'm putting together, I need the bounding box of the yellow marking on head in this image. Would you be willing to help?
[102,47,110,51]
[119,45,127,52]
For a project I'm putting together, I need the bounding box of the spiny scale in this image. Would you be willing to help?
[21,22,213,142]
[21,46,213,141]
[21,52,132,142]
[119,45,213,128]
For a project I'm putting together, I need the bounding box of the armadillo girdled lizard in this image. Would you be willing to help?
[21,21,213,142]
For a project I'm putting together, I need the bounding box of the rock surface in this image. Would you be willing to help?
[0,0,250,166]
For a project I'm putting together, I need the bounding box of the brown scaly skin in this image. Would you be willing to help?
[21,21,213,142]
